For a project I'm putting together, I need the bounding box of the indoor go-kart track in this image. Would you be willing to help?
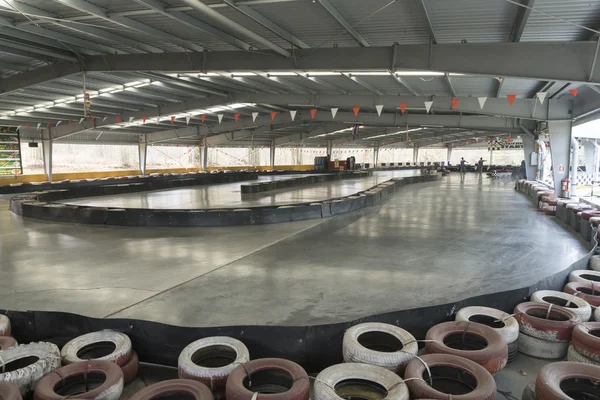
[0,171,591,395]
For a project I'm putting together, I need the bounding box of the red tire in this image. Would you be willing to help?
[0,382,22,400]
[564,282,600,307]
[0,336,17,350]
[129,379,213,400]
[536,361,600,399]
[33,360,123,400]
[572,323,600,363]
[425,321,508,374]
[122,351,139,384]
[514,302,579,342]
[404,353,496,400]
[225,358,309,400]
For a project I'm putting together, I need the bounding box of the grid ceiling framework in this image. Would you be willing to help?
[0,0,599,149]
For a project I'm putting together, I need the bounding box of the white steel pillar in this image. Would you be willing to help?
[42,129,52,182]
[548,120,573,196]
[270,140,276,170]
[446,145,453,165]
[201,136,208,171]
[373,142,379,167]
[138,135,147,176]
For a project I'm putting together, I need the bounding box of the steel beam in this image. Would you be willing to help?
[508,0,535,42]
[317,0,369,47]
[418,0,437,43]
[0,42,77,62]
[444,73,457,97]
[390,72,419,96]
[344,74,384,95]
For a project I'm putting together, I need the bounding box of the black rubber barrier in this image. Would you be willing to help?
[240,171,372,194]
[10,174,441,227]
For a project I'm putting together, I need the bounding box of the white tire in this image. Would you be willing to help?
[594,307,600,322]
[342,323,417,373]
[0,315,9,336]
[178,336,249,391]
[518,332,569,359]
[314,363,409,400]
[591,256,600,271]
[570,270,600,285]
[61,330,132,366]
[530,290,592,322]
[455,306,519,344]
[567,344,600,366]
[0,342,61,395]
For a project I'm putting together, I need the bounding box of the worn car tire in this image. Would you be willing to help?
[570,270,600,285]
[518,332,569,359]
[129,379,213,400]
[342,322,417,374]
[536,362,600,399]
[0,336,17,351]
[178,336,249,392]
[572,322,600,362]
[121,351,139,384]
[0,343,61,395]
[425,321,508,374]
[530,290,592,322]
[455,306,519,344]
[514,302,579,341]
[61,330,132,366]
[225,358,309,400]
[0,382,21,400]
[33,360,123,400]
[404,353,496,400]
[507,340,519,363]
[521,382,536,400]
[590,255,600,271]
[0,315,10,336]
[564,281,600,307]
[567,344,600,366]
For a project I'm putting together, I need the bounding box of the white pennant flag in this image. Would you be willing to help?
[185,116,191,125]
[16,125,21,132]
[79,118,85,124]
[36,123,41,129]
[536,92,547,104]
[56,121,62,126]
[102,117,107,122]
[129,116,135,123]
[424,101,433,113]
[478,97,487,109]
[252,112,259,122]
[375,105,384,116]
[331,108,338,119]
[290,110,297,121]
[217,114,224,124]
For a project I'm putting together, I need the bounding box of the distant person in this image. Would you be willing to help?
[477,158,484,174]
[459,157,467,181]
[521,160,526,178]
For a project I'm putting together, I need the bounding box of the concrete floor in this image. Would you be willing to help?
[0,173,588,327]
[58,170,417,209]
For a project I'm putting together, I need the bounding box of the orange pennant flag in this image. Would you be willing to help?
[201,115,207,123]
[450,98,459,110]
[142,116,147,123]
[26,124,30,128]
[506,94,517,106]
[68,120,72,124]
[234,113,240,122]
[171,116,176,123]
[47,121,51,127]
[271,111,277,121]
[310,109,317,119]
[115,116,121,123]
[507,136,512,142]
[570,89,579,97]
[399,103,407,114]
[353,106,360,117]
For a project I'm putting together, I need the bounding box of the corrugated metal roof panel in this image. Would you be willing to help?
[449,76,498,97]
[497,78,541,98]
[423,0,517,43]
[39,24,135,53]
[520,0,600,41]
[18,0,84,17]
[402,76,450,96]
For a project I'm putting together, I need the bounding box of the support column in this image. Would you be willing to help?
[138,135,147,176]
[326,140,333,159]
[584,141,595,176]
[42,129,52,182]
[548,120,573,196]
[201,136,208,171]
[571,137,579,196]
[373,142,379,168]
[521,133,538,180]
[446,145,453,165]
[413,146,419,165]
[270,140,276,170]
[489,149,494,166]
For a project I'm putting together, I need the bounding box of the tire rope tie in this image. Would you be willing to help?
[456,321,471,345]
[0,355,5,375]
[593,281,596,296]
[494,312,524,323]
[545,304,553,320]
[84,363,89,393]
[308,375,428,394]
[240,363,252,389]
[565,292,580,307]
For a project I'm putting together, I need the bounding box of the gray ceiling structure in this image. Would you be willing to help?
[0,0,599,149]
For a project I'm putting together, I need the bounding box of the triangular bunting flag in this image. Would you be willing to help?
[171,116,176,124]
[46,121,51,127]
[36,123,41,129]
[506,94,516,106]
[26,124,30,128]
[353,106,360,117]
[103,117,107,122]
[201,115,207,123]
[331,108,338,119]
[570,89,579,97]
[424,101,433,113]
[536,92,547,104]
[56,121,62,126]
[478,97,487,109]
[143,116,148,124]
[310,109,317,119]
[217,114,224,124]
[186,116,191,125]
[451,98,459,110]
[68,120,72,125]
[115,116,121,123]
[375,105,384,116]
[79,118,85,124]
[234,113,240,122]
[252,112,259,122]
[271,111,277,121]
[290,110,297,121]
[399,103,407,114]
[507,136,512,142]
[129,117,135,123]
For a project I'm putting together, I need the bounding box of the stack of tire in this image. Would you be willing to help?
[514,302,580,359]
[530,290,592,322]
[522,361,600,400]
[0,342,61,396]
[455,306,519,363]
[0,314,17,351]
[567,322,600,365]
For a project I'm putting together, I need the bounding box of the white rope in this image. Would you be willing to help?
[0,354,5,375]
[546,304,554,320]
[565,292,580,307]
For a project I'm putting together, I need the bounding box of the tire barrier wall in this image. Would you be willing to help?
[240,171,372,194]
[9,174,440,227]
